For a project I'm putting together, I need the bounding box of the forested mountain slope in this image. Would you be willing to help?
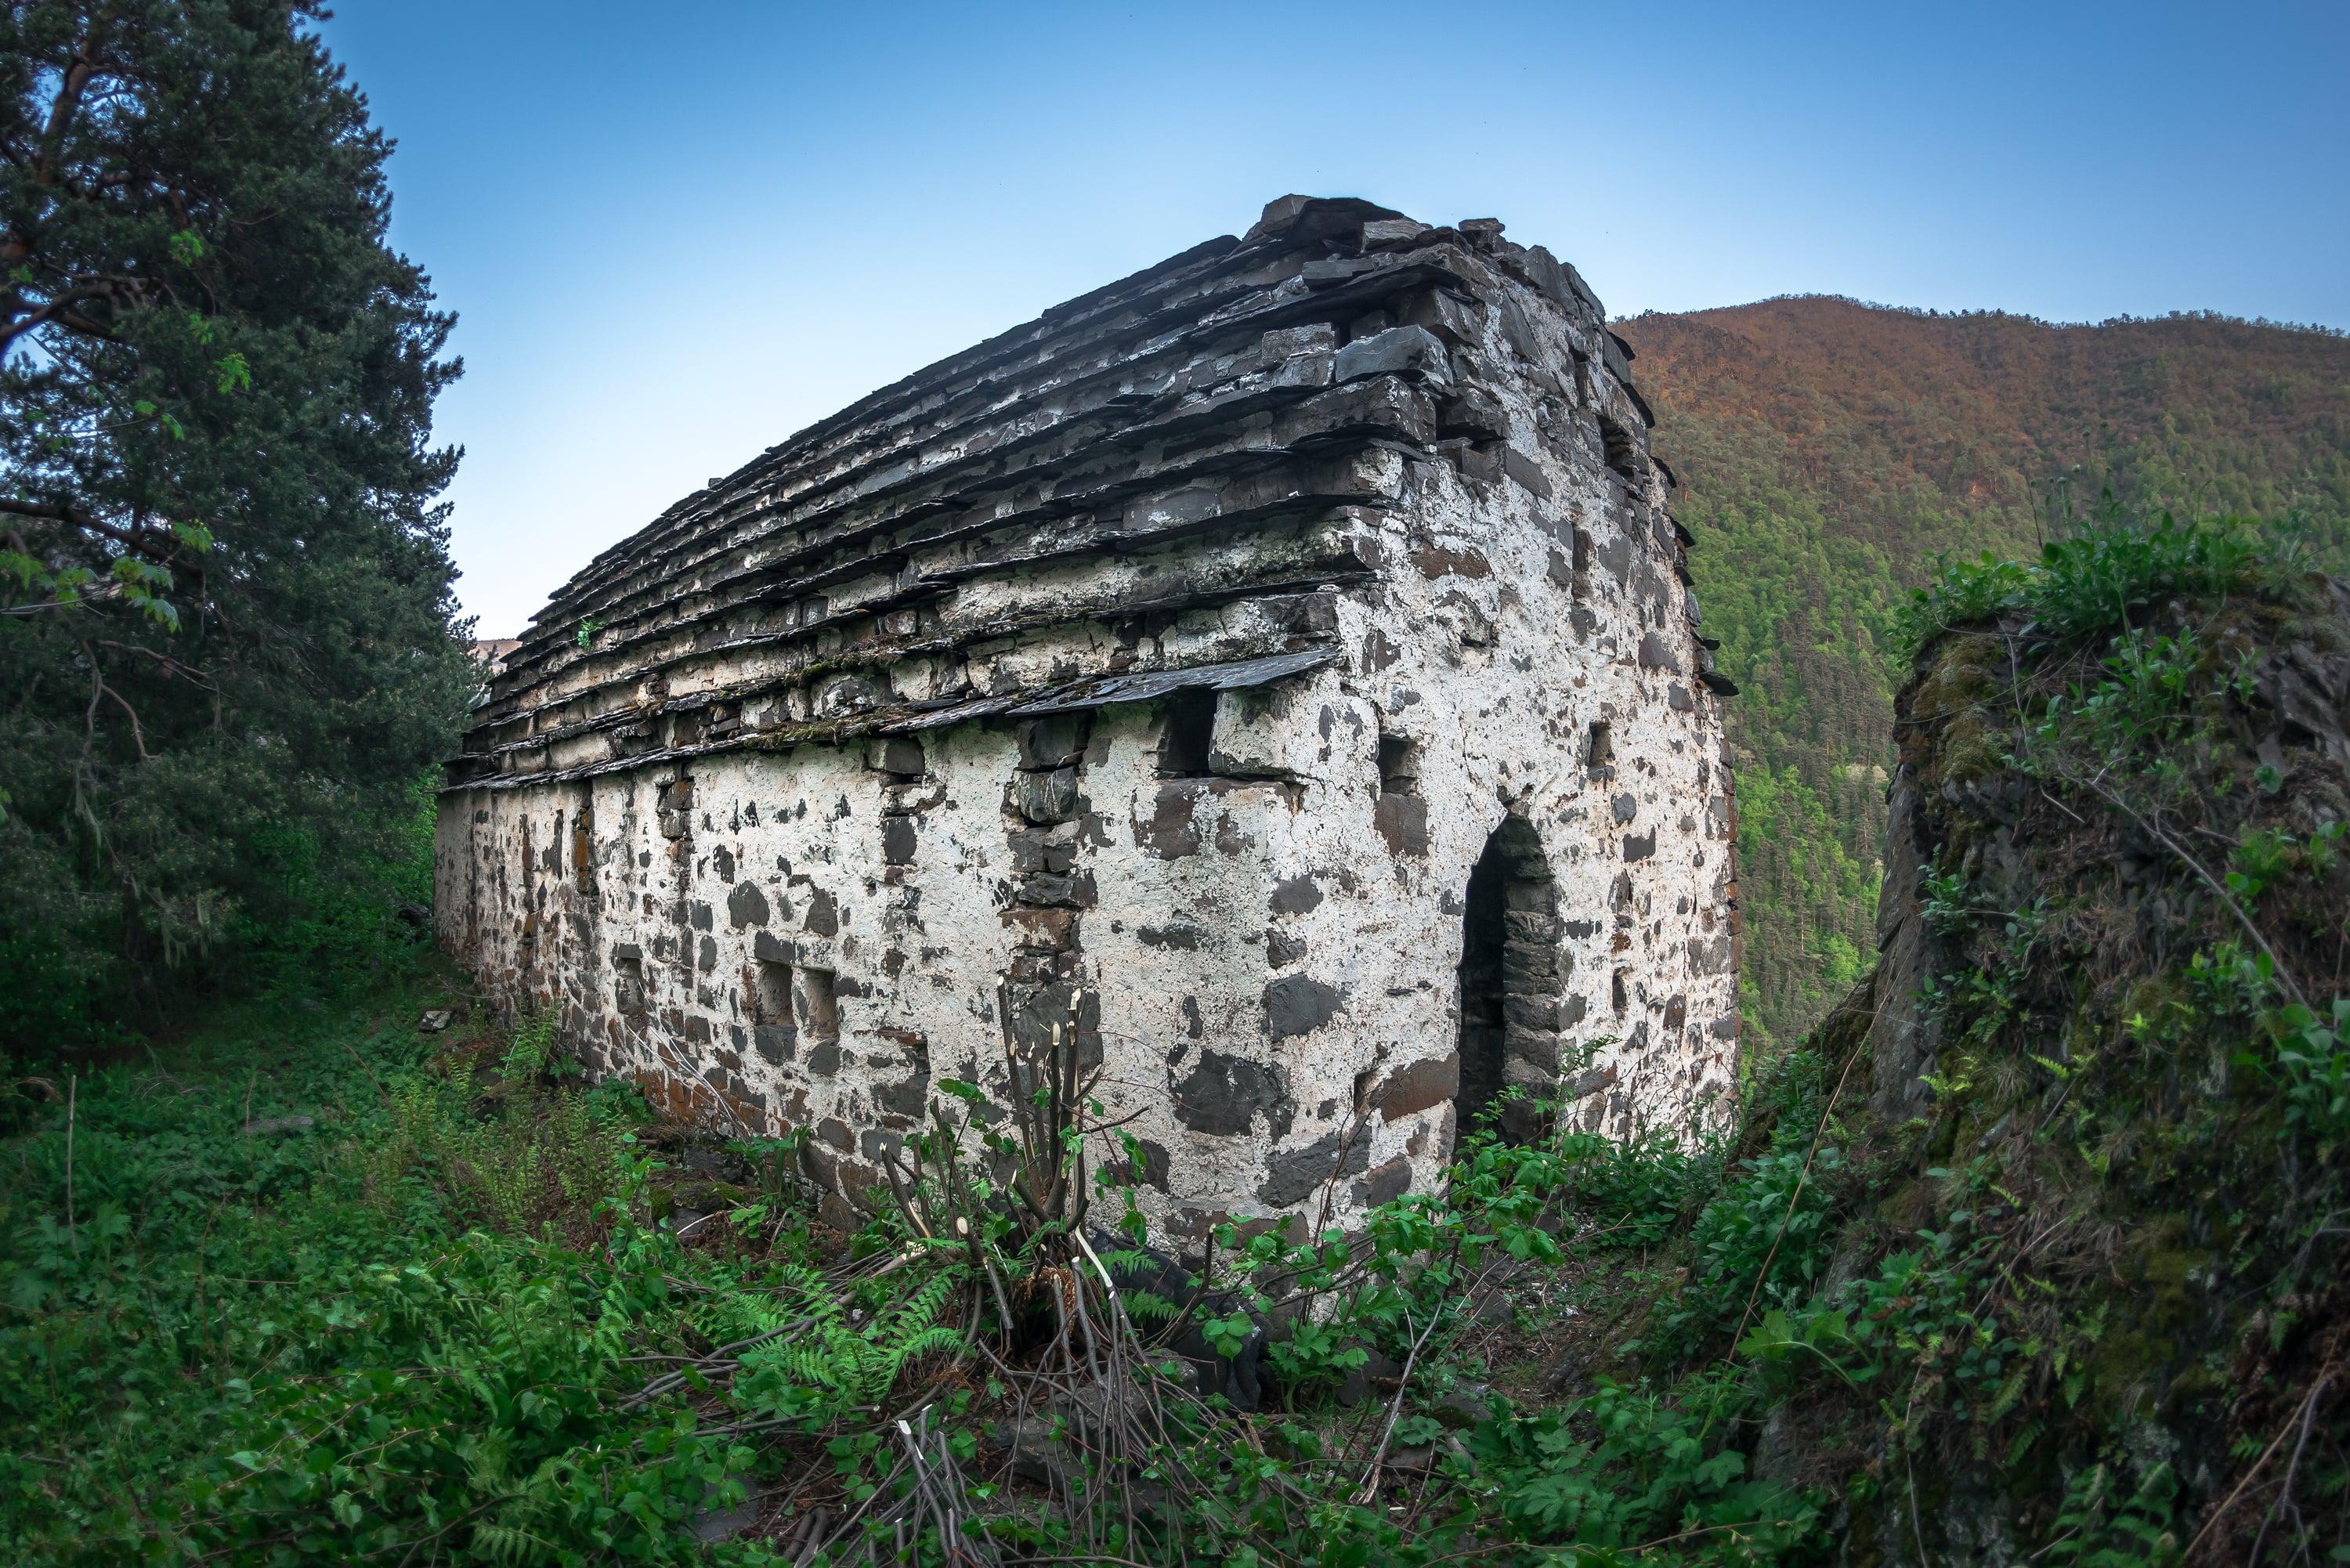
[1619,298,2350,1046]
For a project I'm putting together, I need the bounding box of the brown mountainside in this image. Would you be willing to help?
[1618,297,2350,1046]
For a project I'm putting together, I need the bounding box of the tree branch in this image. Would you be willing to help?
[0,497,182,569]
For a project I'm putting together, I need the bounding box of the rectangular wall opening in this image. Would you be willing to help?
[1378,732,1421,796]
[614,954,646,1016]
[753,959,792,1026]
[1611,967,1629,1014]
[1596,413,1640,482]
[1156,690,1217,777]
[795,966,840,1041]
[1586,721,1614,771]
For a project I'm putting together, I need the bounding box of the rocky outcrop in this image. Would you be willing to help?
[1748,562,2350,1563]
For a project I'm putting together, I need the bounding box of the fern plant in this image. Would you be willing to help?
[736,1266,967,1420]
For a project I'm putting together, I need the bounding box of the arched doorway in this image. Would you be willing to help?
[1456,815,1560,1142]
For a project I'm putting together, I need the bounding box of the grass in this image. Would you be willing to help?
[7,511,2338,1566]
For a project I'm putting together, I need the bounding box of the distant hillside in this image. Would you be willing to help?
[1618,298,2350,1046]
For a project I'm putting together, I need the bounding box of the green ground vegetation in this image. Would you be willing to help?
[9,514,2343,1566]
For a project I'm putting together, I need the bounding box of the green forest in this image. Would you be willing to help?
[1623,299,2350,1046]
[6,5,2350,1565]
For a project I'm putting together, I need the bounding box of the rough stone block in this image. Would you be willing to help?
[1333,325,1451,385]
[1259,322,1339,366]
[1172,1051,1292,1139]
[1378,1053,1459,1121]
[869,736,926,778]
[1256,1125,1372,1206]
[1501,446,1552,497]
[1350,1155,1414,1208]
[1264,974,1343,1041]
[1016,714,1089,771]
[1437,385,1510,442]
[1011,767,1080,824]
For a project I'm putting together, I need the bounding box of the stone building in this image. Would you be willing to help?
[436,196,1741,1240]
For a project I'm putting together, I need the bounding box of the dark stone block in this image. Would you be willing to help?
[1333,324,1450,385]
[1503,1026,1560,1074]
[1013,767,1081,825]
[881,815,917,866]
[1501,446,1552,497]
[1564,1064,1619,1101]
[1379,1053,1459,1121]
[1021,872,1083,908]
[1269,876,1324,915]
[1501,940,1557,978]
[870,736,926,778]
[1006,981,1100,1061]
[1256,1125,1372,1207]
[1624,831,1656,862]
[752,929,794,963]
[1505,995,1564,1031]
[1264,974,1343,1041]
[1006,824,1078,876]
[1374,793,1430,856]
[1351,1156,1414,1209]
[1130,1139,1171,1191]
[1173,1051,1292,1138]
[1016,714,1089,771]
[726,880,770,929]
[1007,905,1077,951]
[802,888,838,936]
[1637,630,1681,674]
[875,1070,928,1118]
[1504,910,1561,944]
[752,1023,794,1065]
[1138,920,1206,949]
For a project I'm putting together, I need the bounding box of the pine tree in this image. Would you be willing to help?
[0,2,472,1044]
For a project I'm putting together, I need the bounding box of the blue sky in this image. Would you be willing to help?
[316,2,2350,637]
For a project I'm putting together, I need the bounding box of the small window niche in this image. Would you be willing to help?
[1378,731,1422,797]
[1586,721,1614,772]
[613,953,646,1017]
[1156,689,1217,777]
[753,958,793,1027]
[1596,413,1640,482]
[1611,967,1630,1014]
[795,966,840,1042]
[571,800,597,895]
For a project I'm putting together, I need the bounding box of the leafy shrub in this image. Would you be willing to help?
[1898,509,2272,656]
[1466,1371,1824,1561]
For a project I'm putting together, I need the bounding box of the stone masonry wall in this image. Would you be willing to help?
[436,197,1740,1243]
